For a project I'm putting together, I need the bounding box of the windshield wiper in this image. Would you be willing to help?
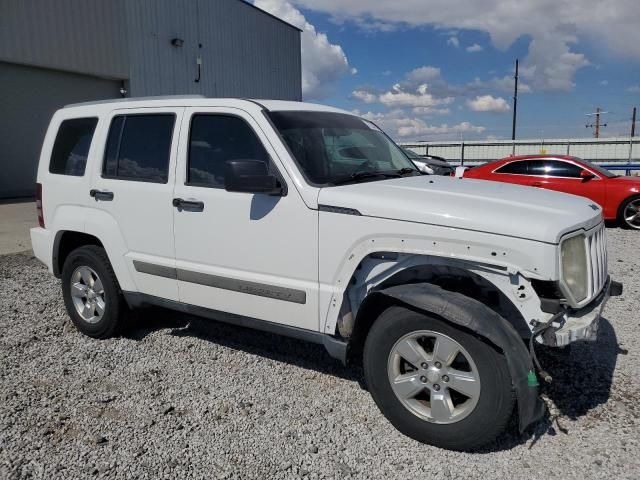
[332,170,402,185]
[395,167,419,176]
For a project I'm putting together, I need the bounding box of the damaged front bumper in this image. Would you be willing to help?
[542,277,623,347]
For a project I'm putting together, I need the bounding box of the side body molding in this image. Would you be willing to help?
[359,282,545,432]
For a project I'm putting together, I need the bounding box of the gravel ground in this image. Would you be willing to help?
[1,228,639,479]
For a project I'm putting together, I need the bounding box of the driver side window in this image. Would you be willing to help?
[187,114,270,188]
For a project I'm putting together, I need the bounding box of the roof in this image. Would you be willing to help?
[242,1,303,32]
[62,96,352,116]
[502,154,576,161]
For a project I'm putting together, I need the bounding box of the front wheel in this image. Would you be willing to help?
[363,306,514,451]
[618,195,640,230]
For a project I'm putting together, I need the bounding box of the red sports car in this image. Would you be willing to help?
[463,155,640,229]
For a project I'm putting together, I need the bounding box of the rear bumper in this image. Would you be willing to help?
[30,227,53,272]
[547,277,622,347]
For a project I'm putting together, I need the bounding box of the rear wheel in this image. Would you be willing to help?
[61,246,126,338]
[618,195,640,230]
[363,306,514,451]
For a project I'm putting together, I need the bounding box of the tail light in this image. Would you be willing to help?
[36,182,45,228]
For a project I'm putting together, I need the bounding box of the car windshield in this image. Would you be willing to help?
[267,111,419,185]
[576,157,618,178]
[402,147,423,160]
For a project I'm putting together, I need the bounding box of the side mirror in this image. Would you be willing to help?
[225,159,284,195]
[580,169,596,181]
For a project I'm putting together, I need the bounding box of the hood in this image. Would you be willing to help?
[318,175,602,244]
[609,175,640,185]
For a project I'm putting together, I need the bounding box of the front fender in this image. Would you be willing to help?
[364,282,545,433]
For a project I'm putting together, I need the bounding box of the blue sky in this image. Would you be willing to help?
[254,0,640,141]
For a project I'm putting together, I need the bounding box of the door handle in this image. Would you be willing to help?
[90,189,114,201]
[173,198,205,212]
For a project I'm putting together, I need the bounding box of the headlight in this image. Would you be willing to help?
[561,234,588,302]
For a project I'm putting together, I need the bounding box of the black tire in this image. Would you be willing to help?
[363,306,514,451]
[61,245,126,339]
[617,195,640,230]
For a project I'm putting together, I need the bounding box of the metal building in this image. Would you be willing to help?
[0,0,302,198]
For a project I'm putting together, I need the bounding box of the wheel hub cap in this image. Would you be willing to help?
[70,266,105,324]
[387,330,481,424]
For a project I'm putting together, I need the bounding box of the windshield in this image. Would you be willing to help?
[577,158,618,178]
[267,111,419,185]
[402,147,423,160]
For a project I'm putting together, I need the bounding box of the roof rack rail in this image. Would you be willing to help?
[64,94,206,108]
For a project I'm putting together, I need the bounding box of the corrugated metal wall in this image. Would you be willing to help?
[124,0,302,99]
[0,0,302,99]
[0,0,129,80]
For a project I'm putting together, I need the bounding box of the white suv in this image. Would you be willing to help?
[31,96,621,450]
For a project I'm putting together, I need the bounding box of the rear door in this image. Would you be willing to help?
[171,107,319,331]
[528,159,606,206]
[88,107,183,300]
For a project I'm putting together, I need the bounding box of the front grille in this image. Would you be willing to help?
[586,224,607,299]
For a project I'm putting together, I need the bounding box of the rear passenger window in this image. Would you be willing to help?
[495,160,528,175]
[188,115,269,188]
[103,114,175,183]
[49,118,98,176]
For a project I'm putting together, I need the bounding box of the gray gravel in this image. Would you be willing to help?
[1,228,639,479]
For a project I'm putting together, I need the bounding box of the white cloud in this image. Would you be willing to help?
[600,80,608,86]
[292,0,640,91]
[467,95,510,112]
[447,36,460,48]
[354,82,453,109]
[628,85,640,93]
[254,0,352,99]
[466,43,483,53]
[352,90,378,103]
[355,109,485,139]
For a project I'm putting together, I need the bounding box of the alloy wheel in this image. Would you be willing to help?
[70,266,106,324]
[387,330,481,424]
[623,199,640,229]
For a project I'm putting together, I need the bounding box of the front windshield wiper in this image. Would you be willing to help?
[332,170,402,185]
[395,167,419,176]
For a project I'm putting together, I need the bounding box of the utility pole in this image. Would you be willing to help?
[511,59,518,141]
[586,107,608,138]
[630,106,637,163]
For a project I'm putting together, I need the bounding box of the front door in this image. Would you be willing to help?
[172,107,319,331]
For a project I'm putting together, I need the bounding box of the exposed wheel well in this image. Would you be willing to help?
[53,231,104,277]
[344,264,530,366]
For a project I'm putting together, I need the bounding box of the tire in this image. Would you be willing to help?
[618,195,640,230]
[363,306,514,451]
[61,245,126,339]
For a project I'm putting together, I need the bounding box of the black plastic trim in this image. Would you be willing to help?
[122,292,346,362]
[318,204,362,216]
[132,261,306,304]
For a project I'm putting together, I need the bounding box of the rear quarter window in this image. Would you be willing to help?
[49,118,98,176]
[494,160,528,175]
